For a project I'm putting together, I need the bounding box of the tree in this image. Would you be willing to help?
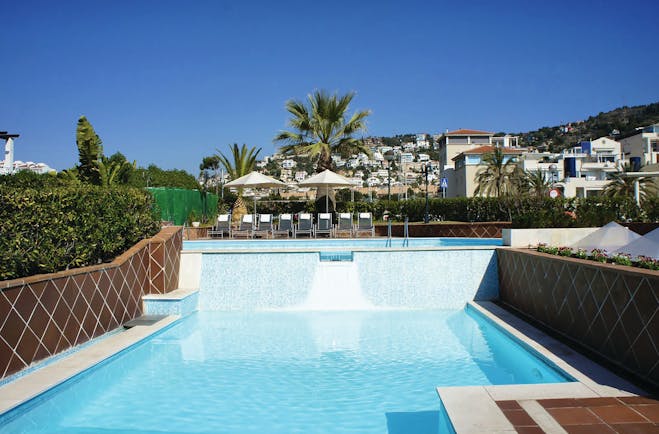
[474,148,522,197]
[215,144,261,224]
[199,155,221,192]
[603,164,657,204]
[75,116,103,184]
[274,90,371,172]
[522,170,553,198]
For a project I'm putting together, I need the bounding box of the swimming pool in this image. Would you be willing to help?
[0,307,571,433]
[183,236,502,251]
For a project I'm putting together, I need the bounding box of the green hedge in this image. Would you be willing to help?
[336,196,656,228]
[0,186,160,280]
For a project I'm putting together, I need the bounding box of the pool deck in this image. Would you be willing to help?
[0,302,656,433]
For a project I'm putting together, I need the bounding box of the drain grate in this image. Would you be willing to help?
[319,251,353,262]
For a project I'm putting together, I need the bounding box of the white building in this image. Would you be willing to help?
[281,159,296,169]
[619,123,659,166]
[294,171,308,182]
[400,152,414,163]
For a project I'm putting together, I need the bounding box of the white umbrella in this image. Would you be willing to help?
[614,227,659,259]
[570,221,642,252]
[224,171,286,215]
[298,169,355,212]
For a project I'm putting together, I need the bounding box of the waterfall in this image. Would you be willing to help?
[298,261,374,311]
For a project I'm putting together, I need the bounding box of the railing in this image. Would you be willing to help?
[403,217,409,247]
[386,219,392,247]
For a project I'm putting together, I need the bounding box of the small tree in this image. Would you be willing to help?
[75,116,103,184]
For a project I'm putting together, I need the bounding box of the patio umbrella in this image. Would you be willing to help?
[298,169,355,212]
[224,171,287,216]
[614,227,659,259]
[570,221,642,252]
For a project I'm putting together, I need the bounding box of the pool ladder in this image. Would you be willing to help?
[386,217,410,247]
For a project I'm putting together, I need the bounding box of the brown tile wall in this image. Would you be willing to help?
[375,222,510,238]
[0,226,183,379]
[497,248,659,389]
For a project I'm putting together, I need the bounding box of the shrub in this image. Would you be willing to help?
[589,249,608,263]
[0,185,160,280]
[557,246,573,257]
[573,248,588,259]
[636,256,659,270]
[611,253,633,266]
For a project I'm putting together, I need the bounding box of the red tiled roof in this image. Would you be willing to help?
[445,129,493,136]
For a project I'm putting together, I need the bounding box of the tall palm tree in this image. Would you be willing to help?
[274,90,371,172]
[216,144,261,224]
[603,163,657,203]
[474,147,522,197]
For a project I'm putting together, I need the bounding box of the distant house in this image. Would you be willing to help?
[619,123,659,166]
[281,159,296,169]
[452,145,525,197]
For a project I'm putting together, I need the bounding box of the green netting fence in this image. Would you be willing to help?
[147,187,219,225]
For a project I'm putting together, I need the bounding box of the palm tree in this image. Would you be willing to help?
[216,144,261,224]
[474,147,522,197]
[274,90,371,172]
[603,163,657,203]
[75,116,103,184]
[522,170,553,198]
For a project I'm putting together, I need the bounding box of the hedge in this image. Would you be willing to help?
[0,186,160,280]
[335,196,657,228]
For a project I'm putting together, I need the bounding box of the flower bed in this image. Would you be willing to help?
[536,244,659,270]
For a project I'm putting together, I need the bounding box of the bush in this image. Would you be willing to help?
[0,185,160,280]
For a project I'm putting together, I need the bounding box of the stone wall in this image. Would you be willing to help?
[0,227,182,379]
[497,248,659,388]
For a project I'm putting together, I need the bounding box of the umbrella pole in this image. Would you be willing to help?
[325,186,329,213]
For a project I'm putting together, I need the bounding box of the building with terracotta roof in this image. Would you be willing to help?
[451,146,526,197]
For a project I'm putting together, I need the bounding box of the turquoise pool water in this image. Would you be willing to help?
[0,308,570,433]
[183,237,502,251]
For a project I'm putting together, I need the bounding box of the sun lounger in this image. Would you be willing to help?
[208,213,231,238]
[233,214,255,238]
[334,213,353,237]
[355,212,374,237]
[295,213,314,238]
[272,214,293,238]
[253,214,273,238]
[315,213,333,237]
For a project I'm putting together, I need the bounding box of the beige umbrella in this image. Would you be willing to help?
[224,171,287,216]
[298,169,355,212]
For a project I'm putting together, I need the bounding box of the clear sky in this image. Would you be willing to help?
[2,0,658,174]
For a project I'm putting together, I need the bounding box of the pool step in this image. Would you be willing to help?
[123,315,168,329]
[318,251,353,262]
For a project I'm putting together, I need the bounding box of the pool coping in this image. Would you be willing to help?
[182,245,503,254]
[438,301,646,433]
[0,315,180,416]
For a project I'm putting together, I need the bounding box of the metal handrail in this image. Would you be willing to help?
[403,217,409,247]
[386,219,392,247]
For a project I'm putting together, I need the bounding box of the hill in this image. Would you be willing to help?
[516,101,659,152]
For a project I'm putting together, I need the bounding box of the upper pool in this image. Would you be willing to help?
[183,237,502,251]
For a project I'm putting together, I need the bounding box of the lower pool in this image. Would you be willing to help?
[0,308,571,433]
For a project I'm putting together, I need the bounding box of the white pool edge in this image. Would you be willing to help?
[0,316,180,416]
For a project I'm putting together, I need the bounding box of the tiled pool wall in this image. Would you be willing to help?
[497,247,659,390]
[198,249,499,310]
[0,227,182,380]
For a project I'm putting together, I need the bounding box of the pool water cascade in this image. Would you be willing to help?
[300,260,374,310]
[0,239,577,434]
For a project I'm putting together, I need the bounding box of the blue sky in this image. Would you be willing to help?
[2,0,658,174]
